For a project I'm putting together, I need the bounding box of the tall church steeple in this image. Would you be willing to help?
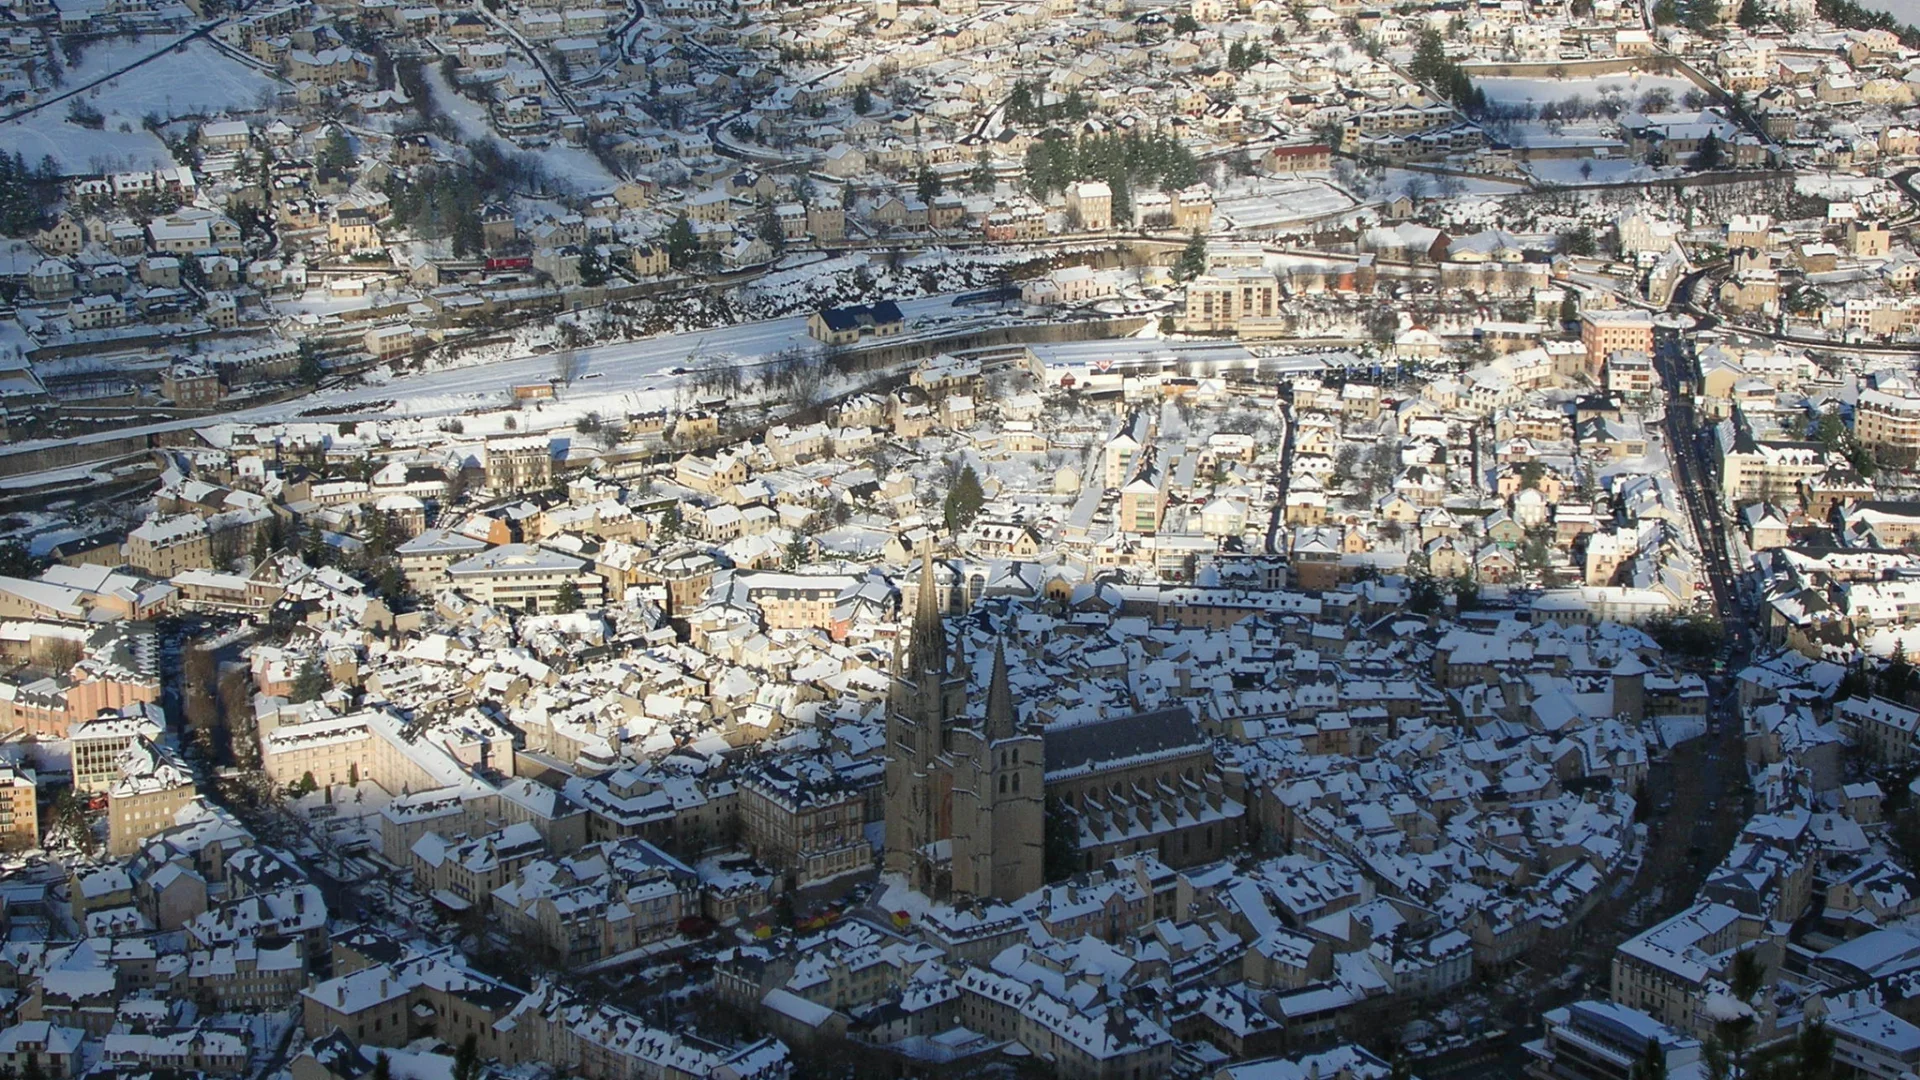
[986,638,1016,740]
[905,540,948,677]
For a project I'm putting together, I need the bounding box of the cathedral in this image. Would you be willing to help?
[882,553,1046,902]
[883,553,1246,903]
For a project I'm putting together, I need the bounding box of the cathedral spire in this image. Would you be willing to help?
[905,537,948,676]
[986,637,1015,739]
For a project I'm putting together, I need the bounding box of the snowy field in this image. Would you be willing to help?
[1524,158,1686,185]
[1213,179,1356,229]
[426,64,619,195]
[1799,173,1888,200]
[1473,72,1701,108]
[0,115,173,174]
[73,39,280,118]
[0,39,280,174]
[1372,168,1525,197]
[1501,120,1621,150]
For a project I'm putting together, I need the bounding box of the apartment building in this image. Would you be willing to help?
[484,436,553,495]
[394,530,491,594]
[1580,310,1656,377]
[71,708,165,793]
[1715,416,1830,508]
[128,515,213,577]
[1836,695,1920,764]
[444,544,605,611]
[737,764,873,884]
[0,766,36,850]
[1610,902,1758,1037]
[107,739,198,857]
[1856,385,1920,456]
[1182,270,1281,333]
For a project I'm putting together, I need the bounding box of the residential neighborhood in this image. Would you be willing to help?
[4,0,1920,1076]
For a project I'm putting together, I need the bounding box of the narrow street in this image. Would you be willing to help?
[1432,314,1756,1080]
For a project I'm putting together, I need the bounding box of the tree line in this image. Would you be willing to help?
[1408,28,1483,114]
[0,152,64,236]
[1021,129,1201,220]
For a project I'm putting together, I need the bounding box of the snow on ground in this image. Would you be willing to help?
[81,39,281,119]
[1371,168,1525,198]
[0,112,173,175]
[1502,120,1621,150]
[425,63,619,195]
[0,39,279,174]
[1472,72,1699,108]
[1213,178,1356,229]
[1525,158,1686,185]
[53,35,191,88]
[1798,172,1889,200]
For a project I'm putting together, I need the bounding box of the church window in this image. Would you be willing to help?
[999,775,1007,793]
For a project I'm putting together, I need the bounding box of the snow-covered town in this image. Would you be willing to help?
[7,0,1920,1075]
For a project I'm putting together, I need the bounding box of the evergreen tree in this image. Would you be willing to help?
[1731,947,1766,1002]
[554,580,582,613]
[1694,131,1725,171]
[1887,649,1916,700]
[1797,1021,1834,1080]
[1630,1037,1668,1080]
[1042,798,1077,881]
[297,340,325,385]
[663,214,699,269]
[290,656,327,703]
[757,207,785,253]
[317,128,355,180]
[577,247,609,287]
[916,163,943,202]
[969,151,995,193]
[853,84,872,114]
[453,1035,481,1080]
[1738,0,1765,25]
[0,540,40,579]
[451,204,484,256]
[1175,229,1208,279]
[1007,80,1034,124]
[943,465,986,531]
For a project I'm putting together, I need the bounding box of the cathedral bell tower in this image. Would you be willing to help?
[882,543,968,893]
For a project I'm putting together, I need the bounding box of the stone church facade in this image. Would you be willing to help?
[883,555,1245,903]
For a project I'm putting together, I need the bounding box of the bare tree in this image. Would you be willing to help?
[41,637,83,673]
[220,666,258,772]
